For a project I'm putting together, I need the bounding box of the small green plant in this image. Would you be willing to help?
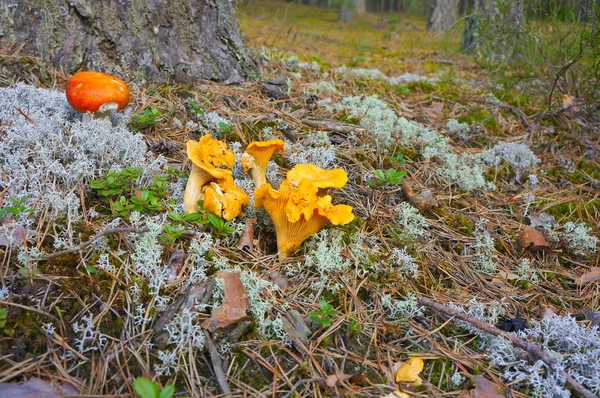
[205,212,236,237]
[90,168,175,217]
[160,224,187,243]
[218,121,234,135]
[133,377,175,398]
[0,196,32,219]
[347,319,361,338]
[368,153,407,188]
[90,167,141,197]
[0,307,15,336]
[393,84,411,96]
[309,300,339,328]
[131,108,162,131]
[188,99,205,116]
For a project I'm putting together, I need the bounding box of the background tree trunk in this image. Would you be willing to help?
[460,0,486,52]
[339,0,354,21]
[427,0,461,32]
[354,0,367,14]
[0,0,258,83]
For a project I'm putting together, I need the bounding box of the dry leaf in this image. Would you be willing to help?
[236,218,256,251]
[348,373,369,386]
[575,267,600,285]
[325,373,352,388]
[202,272,253,333]
[456,390,472,398]
[472,375,504,398]
[395,357,424,386]
[165,248,185,282]
[0,219,35,248]
[582,309,600,326]
[0,378,78,398]
[562,94,574,108]
[423,102,444,119]
[401,182,438,209]
[517,227,550,252]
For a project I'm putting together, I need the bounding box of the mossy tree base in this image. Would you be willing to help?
[0,0,258,83]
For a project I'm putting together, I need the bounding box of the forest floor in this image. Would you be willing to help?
[0,1,599,397]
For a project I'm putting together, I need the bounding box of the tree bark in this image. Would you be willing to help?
[0,0,258,83]
[339,0,354,22]
[427,0,460,32]
[461,0,524,57]
[354,0,367,14]
[460,0,485,52]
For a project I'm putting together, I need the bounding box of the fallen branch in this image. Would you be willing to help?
[302,117,367,135]
[485,99,533,131]
[418,297,596,398]
[41,227,150,260]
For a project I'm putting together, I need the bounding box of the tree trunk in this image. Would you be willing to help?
[460,0,485,53]
[354,0,367,14]
[460,0,524,59]
[340,0,354,21]
[0,0,258,83]
[427,0,461,32]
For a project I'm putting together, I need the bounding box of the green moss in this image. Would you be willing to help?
[459,109,500,133]
[427,357,453,390]
[405,80,437,93]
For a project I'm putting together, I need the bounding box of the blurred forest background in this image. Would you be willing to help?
[239,0,599,113]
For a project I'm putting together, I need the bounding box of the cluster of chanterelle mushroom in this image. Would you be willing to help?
[63,70,354,259]
[183,137,355,258]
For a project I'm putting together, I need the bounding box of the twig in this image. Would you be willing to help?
[41,227,150,260]
[418,297,596,398]
[281,378,324,398]
[203,330,231,394]
[0,300,59,321]
[485,99,533,130]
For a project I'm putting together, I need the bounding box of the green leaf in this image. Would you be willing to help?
[375,170,386,180]
[158,385,175,398]
[141,191,150,202]
[85,266,98,274]
[320,316,332,327]
[309,312,322,324]
[0,308,7,318]
[0,208,8,218]
[183,213,201,222]
[134,377,160,398]
[90,181,104,189]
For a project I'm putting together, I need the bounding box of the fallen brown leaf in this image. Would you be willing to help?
[423,101,444,119]
[0,378,78,398]
[517,227,550,252]
[472,375,504,398]
[325,373,352,388]
[575,267,600,285]
[202,272,253,333]
[401,182,438,209]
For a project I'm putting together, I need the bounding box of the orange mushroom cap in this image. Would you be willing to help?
[202,177,250,221]
[183,135,235,214]
[241,139,285,188]
[66,71,130,113]
[255,180,354,257]
[395,357,424,387]
[286,164,348,189]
